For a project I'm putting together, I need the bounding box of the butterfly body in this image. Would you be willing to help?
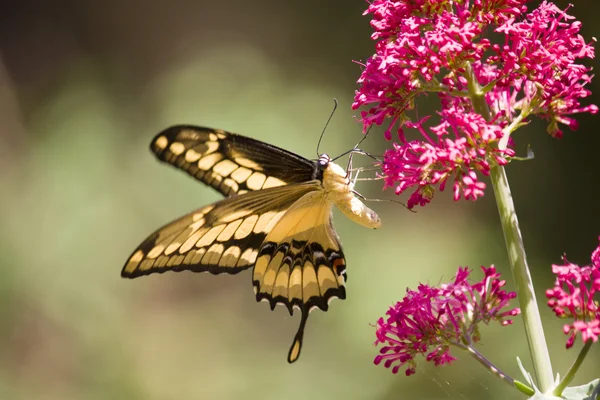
[123,125,380,363]
[320,158,381,230]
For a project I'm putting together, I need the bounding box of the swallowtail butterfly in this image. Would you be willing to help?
[122,125,381,362]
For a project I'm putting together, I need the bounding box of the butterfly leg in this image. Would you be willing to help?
[287,309,309,363]
[352,190,414,211]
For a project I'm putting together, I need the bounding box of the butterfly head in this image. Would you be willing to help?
[317,154,331,170]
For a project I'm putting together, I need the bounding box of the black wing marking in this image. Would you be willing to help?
[150,125,320,197]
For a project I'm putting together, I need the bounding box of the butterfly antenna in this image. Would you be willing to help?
[354,124,373,150]
[316,98,338,156]
[332,125,376,163]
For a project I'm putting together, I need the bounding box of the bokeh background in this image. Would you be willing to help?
[1,1,598,399]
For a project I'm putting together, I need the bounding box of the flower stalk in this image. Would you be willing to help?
[489,164,554,392]
[553,340,593,396]
[460,343,515,387]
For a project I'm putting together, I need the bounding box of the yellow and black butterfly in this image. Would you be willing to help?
[122,125,381,363]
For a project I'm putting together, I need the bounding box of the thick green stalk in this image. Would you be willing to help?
[464,63,554,391]
[489,165,554,391]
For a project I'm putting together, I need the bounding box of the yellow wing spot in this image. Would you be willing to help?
[154,135,168,149]
[155,255,169,268]
[215,131,227,139]
[179,228,207,253]
[263,176,286,189]
[288,267,303,302]
[206,140,220,153]
[183,248,206,265]
[237,248,258,267]
[261,252,284,293]
[164,242,182,256]
[234,215,258,240]
[198,153,223,170]
[302,262,320,301]
[230,167,252,184]
[220,246,241,267]
[139,259,155,271]
[188,218,206,231]
[213,159,239,176]
[202,243,224,265]
[216,220,242,242]
[267,211,286,232]
[205,172,222,186]
[235,157,263,170]
[194,140,220,155]
[147,244,165,259]
[172,254,185,267]
[169,142,185,155]
[192,214,206,225]
[208,133,218,141]
[179,129,205,141]
[198,205,215,215]
[124,250,144,273]
[246,172,267,190]
[220,209,251,224]
[220,178,239,194]
[166,255,178,267]
[272,265,290,298]
[254,254,271,281]
[196,224,227,247]
[254,211,280,233]
[317,265,339,293]
[185,149,202,162]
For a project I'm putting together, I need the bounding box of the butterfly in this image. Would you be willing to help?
[122,125,381,363]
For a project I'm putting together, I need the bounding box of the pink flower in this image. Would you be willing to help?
[381,112,515,208]
[354,1,596,206]
[374,266,519,375]
[490,1,598,137]
[546,237,600,348]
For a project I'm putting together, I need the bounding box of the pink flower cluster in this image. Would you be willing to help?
[374,266,519,375]
[546,238,600,348]
[353,0,597,207]
[489,3,597,137]
[381,111,516,208]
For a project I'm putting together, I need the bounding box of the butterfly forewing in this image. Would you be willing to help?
[122,182,322,278]
[151,125,319,197]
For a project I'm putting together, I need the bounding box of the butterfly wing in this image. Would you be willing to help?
[122,181,322,278]
[150,125,319,197]
[252,191,347,363]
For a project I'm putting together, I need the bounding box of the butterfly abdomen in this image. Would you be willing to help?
[322,161,382,230]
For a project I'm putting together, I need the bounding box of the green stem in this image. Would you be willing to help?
[463,61,554,392]
[457,343,516,388]
[489,164,554,392]
[553,340,593,396]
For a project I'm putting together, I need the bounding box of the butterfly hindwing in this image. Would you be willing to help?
[150,125,319,197]
[122,182,322,278]
[252,191,347,363]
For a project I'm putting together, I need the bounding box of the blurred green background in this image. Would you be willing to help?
[0,1,598,399]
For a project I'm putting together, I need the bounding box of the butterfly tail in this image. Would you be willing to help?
[287,309,309,363]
